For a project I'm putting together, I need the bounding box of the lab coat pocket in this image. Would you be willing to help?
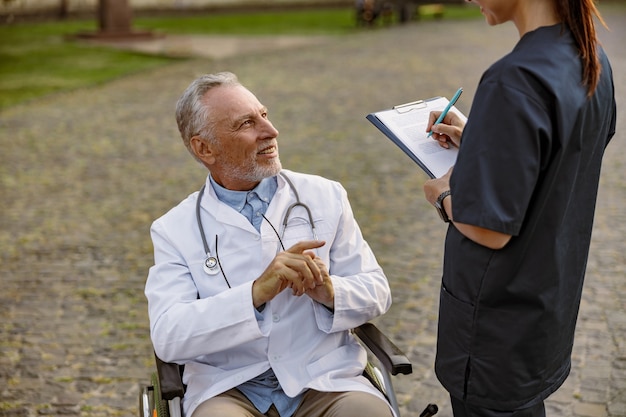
[306,343,366,382]
[282,216,327,244]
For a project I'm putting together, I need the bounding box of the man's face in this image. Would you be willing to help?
[200,84,281,191]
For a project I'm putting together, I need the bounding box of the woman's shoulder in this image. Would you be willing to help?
[496,28,572,68]
[481,25,583,102]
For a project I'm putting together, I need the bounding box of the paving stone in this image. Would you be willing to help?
[574,402,609,417]
[0,3,625,417]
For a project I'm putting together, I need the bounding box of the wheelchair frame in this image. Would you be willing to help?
[140,322,438,417]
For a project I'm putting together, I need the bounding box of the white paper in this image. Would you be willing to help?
[372,97,467,178]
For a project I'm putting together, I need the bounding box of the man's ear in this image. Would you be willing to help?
[190,135,216,165]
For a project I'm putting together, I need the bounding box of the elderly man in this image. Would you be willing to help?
[145,72,394,417]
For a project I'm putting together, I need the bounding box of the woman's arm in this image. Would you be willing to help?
[423,168,512,250]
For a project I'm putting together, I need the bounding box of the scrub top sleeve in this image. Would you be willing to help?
[451,81,551,236]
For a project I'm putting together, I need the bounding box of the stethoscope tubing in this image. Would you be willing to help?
[279,172,318,241]
[196,172,317,280]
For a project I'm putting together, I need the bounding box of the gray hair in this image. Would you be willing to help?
[175,72,241,160]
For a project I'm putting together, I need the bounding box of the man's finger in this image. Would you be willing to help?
[287,240,325,254]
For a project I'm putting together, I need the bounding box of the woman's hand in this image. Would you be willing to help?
[426,110,466,148]
[423,167,453,205]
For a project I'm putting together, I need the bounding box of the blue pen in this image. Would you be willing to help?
[428,87,463,138]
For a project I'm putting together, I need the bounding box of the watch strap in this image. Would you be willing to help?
[435,190,451,223]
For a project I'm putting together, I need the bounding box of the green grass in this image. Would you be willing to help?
[0,6,480,110]
[0,19,178,109]
[134,8,360,35]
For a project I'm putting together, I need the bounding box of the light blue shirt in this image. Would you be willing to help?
[210,176,277,232]
[209,175,304,417]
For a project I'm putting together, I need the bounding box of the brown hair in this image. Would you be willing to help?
[555,0,608,96]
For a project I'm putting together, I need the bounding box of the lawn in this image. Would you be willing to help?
[0,19,178,110]
[0,6,480,110]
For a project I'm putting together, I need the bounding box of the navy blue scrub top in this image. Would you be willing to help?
[435,23,616,410]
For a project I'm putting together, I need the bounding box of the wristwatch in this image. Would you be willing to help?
[434,190,451,223]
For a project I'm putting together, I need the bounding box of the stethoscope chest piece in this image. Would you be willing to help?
[203,255,220,275]
[196,172,314,280]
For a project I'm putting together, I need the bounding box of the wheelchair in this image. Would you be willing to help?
[139,322,438,417]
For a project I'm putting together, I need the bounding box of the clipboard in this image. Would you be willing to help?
[366,96,466,178]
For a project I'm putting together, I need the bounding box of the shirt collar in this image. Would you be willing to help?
[209,175,277,212]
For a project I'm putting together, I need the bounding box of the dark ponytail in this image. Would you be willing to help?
[556,0,608,96]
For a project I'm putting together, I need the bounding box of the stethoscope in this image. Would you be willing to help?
[196,172,317,285]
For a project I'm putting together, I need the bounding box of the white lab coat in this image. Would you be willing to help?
[145,170,393,416]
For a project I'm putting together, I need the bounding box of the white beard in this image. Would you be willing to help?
[220,155,282,184]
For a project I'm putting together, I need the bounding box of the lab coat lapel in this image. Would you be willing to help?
[201,181,257,233]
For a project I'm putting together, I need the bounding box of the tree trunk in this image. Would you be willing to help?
[98,0,133,34]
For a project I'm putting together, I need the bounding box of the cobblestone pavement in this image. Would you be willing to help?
[1,4,625,417]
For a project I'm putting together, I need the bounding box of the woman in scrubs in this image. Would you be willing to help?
[422,0,616,416]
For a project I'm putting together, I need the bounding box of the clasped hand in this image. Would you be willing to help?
[252,240,334,309]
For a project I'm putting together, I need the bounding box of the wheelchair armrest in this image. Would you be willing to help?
[152,324,410,398]
[354,323,412,376]
[154,353,186,400]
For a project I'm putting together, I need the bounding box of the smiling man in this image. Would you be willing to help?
[145,72,395,417]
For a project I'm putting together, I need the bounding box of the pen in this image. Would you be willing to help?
[427,87,463,138]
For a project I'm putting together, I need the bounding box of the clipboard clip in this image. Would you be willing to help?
[393,100,427,114]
